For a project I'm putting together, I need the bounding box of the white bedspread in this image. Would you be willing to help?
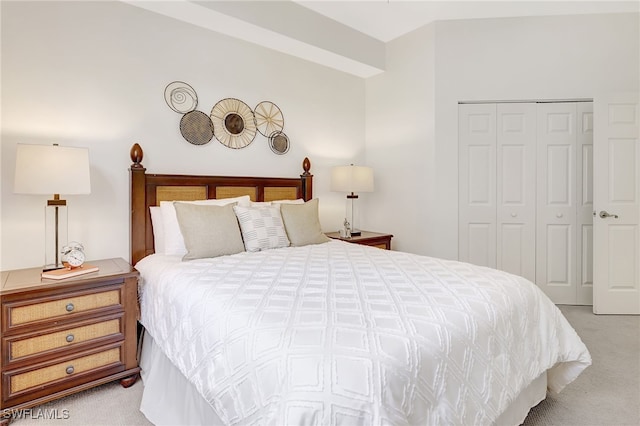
[136,240,591,425]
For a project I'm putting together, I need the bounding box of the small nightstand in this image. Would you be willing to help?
[0,258,140,421]
[326,231,393,250]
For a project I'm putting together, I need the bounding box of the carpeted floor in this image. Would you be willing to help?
[523,305,640,426]
[8,306,639,426]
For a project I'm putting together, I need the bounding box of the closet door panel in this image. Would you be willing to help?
[577,102,594,304]
[546,224,572,284]
[459,104,496,268]
[537,103,577,304]
[497,103,536,281]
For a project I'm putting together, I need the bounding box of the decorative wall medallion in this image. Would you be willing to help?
[164,82,291,153]
[268,131,290,155]
[180,111,214,145]
[210,98,257,149]
[164,81,198,113]
[254,101,284,137]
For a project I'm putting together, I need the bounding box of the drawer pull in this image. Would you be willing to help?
[66,366,74,375]
[66,334,75,343]
[66,303,75,312]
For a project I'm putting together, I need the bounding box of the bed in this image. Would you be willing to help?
[129,144,591,425]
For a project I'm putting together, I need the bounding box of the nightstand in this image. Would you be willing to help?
[326,231,393,250]
[0,258,140,421]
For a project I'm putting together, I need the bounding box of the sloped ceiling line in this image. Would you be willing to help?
[121,0,639,78]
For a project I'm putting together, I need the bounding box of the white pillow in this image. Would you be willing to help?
[160,195,251,256]
[149,206,165,255]
[274,198,305,204]
[250,198,305,207]
[233,205,290,252]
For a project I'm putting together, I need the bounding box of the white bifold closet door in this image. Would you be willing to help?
[458,103,536,283]
[536,102,593,305]
[497,103,537,282]
[459,101,593,305]
[459,104,498,269]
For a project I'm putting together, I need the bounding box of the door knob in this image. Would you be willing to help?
[599,210,619,219]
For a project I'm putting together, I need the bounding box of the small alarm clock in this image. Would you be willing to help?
[61,242,86,269]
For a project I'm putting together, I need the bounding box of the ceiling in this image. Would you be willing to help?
[297,1,639,42]
[124,1,639,77]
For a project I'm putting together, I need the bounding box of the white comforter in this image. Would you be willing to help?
[136,240,591,425]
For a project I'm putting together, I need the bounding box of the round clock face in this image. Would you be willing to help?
[65,249,85,268]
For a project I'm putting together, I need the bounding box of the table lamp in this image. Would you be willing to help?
[14,143,91,271]
[330,164,374,236]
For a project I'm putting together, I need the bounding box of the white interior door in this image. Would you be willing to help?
[496,103,536,282]
[576,102,594,305]
[459,101,593,306]
[537,103,578,304]
[459,104,496,268]
[593,92,640,314]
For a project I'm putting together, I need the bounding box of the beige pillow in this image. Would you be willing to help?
[160,195,250,256]
[174,202,245,260]
[280,198,330,247]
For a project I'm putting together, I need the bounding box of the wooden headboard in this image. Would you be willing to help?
[129,143,313,265]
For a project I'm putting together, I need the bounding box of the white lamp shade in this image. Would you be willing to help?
[330,165,374,193]
[14,144,91,195]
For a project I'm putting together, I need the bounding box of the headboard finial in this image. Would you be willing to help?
[302,157,311,176]
[130,143,144,168]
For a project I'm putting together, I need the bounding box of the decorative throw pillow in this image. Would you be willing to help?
[233,205,290,252]
[160,195,250,256]
[174,202,245,260]
[280,198,331,247]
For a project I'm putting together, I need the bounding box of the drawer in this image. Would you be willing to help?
[5,346,122,400]
[370,243,388,249]
[5,287,121,330]
[6,317,122,364]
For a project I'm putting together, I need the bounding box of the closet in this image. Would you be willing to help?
[459,101,593,305]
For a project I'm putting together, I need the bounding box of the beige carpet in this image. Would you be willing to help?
[523,305,640,426]
[9,306,639,426]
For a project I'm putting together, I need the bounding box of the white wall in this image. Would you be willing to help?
[1,1,366,270]
[3,4,638,270]
[365,25,436,254]
[366,12,639,259]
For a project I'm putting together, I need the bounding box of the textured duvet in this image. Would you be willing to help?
[136,240,591,425]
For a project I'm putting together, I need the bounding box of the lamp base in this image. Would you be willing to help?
[350,229,362,237]
[45,202,68,272]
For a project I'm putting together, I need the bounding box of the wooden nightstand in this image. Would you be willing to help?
[0,258,140,421]
[326,231,393,250]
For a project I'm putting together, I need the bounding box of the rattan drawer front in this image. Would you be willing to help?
[9,347,121,394]
[9,290,121,327]
[9,319,121,360]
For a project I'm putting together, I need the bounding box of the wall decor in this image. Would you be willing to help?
[163,82,291,154]
[165,81,214,146]
[210,98,257,149]
[180,110,214,145]
[164,81,198,113]
[268,130,290,155]
[254,101,284,137]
